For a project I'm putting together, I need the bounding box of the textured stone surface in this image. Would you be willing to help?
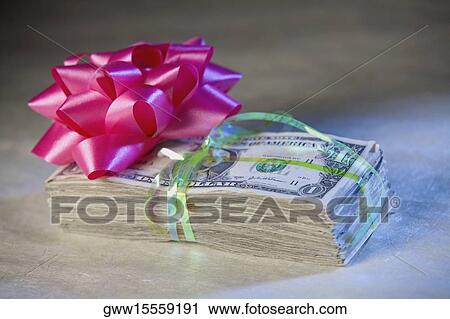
[0,0,449,297]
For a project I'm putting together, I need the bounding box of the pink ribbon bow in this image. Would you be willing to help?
[29,37,242,179]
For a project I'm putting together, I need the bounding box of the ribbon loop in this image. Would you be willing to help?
[64,53,89,66]
[89,61,143,100]
[73,134,159,180]
[105,85,173,137]
[165,44,213,76]
[56,91,110,137]
[51,64,96,95]
[202,63,242,92]
[32,122,85,165]
[161,84,241,139]
[28,83,67,121]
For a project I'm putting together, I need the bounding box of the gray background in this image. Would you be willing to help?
[0,0,449,297]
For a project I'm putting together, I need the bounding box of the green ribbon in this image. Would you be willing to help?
[153,112,388,241]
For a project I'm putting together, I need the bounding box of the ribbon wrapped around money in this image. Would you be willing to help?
[164,112,389,243]
[29,37,242,179]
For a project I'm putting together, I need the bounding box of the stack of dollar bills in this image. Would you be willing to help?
[46,132,392,266]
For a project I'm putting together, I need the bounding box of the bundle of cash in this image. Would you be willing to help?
[46,131,392,266]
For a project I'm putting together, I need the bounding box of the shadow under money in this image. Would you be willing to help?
[350,199,450,266]
[0,193,336,298]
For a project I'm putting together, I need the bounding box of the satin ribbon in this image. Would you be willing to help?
[29,37,242,179]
